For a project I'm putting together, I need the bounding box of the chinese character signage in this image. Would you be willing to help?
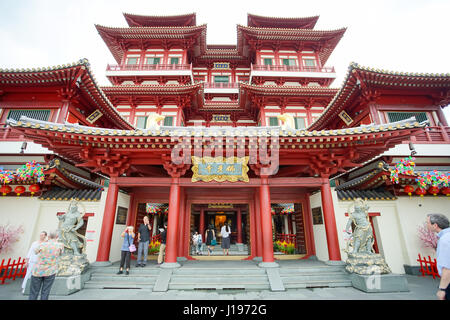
[86,109,103,124]
[338,110,353,126]
[191,156,249,182]
[212,114,231,122]
[213,62,230,70]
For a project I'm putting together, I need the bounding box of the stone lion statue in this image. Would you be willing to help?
[145,114,166,130]
[277,114,295,131]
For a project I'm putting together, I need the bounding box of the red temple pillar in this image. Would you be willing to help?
[199,207,205,237]
[321,182,341,261]
[304,193,316,256]
[57,100,70,123]
[95,178,119,264]
[163,177,181,267]
[254,192,262,258]
[236,207,242,244]
[259,176,277,266]
[126,192,136,226]
[177,187,185,258]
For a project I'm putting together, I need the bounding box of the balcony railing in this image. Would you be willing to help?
[106,63,192,72]
[409,126,450,144]
[251,64,335,73]
[204,82,239,89]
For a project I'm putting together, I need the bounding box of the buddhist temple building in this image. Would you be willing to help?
[0,13,449,278]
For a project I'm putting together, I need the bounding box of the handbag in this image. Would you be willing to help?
[127,234,136,252]
[211,238,217,246]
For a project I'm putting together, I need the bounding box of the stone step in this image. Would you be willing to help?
[173,268,266,276]
[84,281,154,290]
[90,275,159,282]
[280,273,350,282]
[279,266,346,274]
[170,275,268,284]
[283,279,352,289]
[168,282,270,290]
[90,267,160,275]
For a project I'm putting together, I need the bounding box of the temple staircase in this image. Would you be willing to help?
[83,259,351,291]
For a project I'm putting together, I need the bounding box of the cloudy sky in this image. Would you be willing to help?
[1,0,449,118]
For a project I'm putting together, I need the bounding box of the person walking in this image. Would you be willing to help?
[22,231,47,294]
[136,216,152,267]
[197,232,203,255]
[117,226,135,275]
[29,230,63,300]
[205,224,216,256]
[221,223,231,256]
[426,213,450,300]
[192,231,200,255]
[157,223,167,265]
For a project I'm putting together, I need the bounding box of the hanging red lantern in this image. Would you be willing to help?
[29,184,40,196]
[404,185,415,196]
[428,186,440,196]
[441,187,450,196]
[415,187,427,197]
[0,185,12,196]
[14,185,26,196]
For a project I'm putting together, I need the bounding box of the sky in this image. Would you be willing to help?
[0,0,449,118]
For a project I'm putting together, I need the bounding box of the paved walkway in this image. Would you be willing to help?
[0,259,441,300]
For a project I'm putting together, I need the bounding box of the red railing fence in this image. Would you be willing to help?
[0,257,27,284]
[417,253,440,279]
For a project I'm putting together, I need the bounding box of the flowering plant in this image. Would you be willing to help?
[0,224,24,254]
[148,240,161,254]
[389,156,416,184]
[274,240,295,254]
[417,223,438,250]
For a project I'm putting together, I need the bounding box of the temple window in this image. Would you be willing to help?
[126,57,139,65]
[7,109,51,122]
[146,57,160,65]
[294,117,306,129]
[263,58,273,65]
[269,117,279,126]
[214,76,229,83]
[303,58,316,67]
[282,59,297,66]
[170,57,179,64]
[386,112,428,123]
[163,116,174,126]
[135,116,148,129]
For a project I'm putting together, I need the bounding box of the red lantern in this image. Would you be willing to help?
[14,185,26,196]
[415,187,427,197]
[29,184,40,196]
[441,187,450,196]
[0,185,12,196]
[404,185,415,196]
[428,186,440,196]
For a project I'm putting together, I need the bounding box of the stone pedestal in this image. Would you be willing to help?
[345,253,391,275]
[58,254,89,276]
[24,271,91,296]
[350,273,409,293]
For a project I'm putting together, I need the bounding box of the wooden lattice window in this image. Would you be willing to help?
[163,116,174,126]
[387,112,428,123]
[269,117,279,126]
[294,117,306,129]
[7,109,51,122]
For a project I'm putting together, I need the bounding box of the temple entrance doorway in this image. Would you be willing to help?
[190,203,250,258]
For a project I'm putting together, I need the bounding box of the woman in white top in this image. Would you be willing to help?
[22,231,47,294]
[220,223,231,256]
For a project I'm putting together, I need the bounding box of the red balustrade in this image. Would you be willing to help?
[409,126,450,144]
[417,253,440,279]
[204,82,239,89]
[106,64,192,72]
[0,257,27,284]
[251,64,335,73]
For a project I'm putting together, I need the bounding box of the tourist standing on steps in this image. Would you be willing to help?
[22,231,47,294]
[426,213,450,300]
[157,223,167,265]
[205,224,216,256]
[118,226,135,275]
[137,216,151,267]
[192,231,200,255]
[221,223,231,256]
[29,230,63,300]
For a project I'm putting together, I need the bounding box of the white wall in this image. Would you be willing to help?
[310,192,329,261]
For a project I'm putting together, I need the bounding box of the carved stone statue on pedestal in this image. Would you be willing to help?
[344,198,391,275]
[57,200,89,276]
